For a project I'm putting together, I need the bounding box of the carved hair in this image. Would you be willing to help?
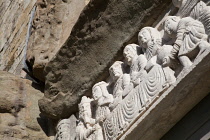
[164,16,181,23]
[92,81,110,98]
[138,27,162,60]
[157,45,173,61]
[124,44,138,54]
[138,27,161,47]
[109,61,124,74]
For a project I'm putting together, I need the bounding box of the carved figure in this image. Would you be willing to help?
[76,96,95,140]
[156,45,176,88]
[109,61,130,110]
[76,121,95,140]
[123,44,147,96]
[103,47,177,139]
[92,81,113,122]
[173,0,210,40]
[78,96,95,127]
[55,119,71,140]
[164,16,210,68]
[138,27,162,61]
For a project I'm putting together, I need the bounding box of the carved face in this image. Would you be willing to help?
[123,46,136,65]
[79,102,92,120]
[109,62,123,81]
[138,30,151,46]
[92,86,102,101]
[164,18,178,38]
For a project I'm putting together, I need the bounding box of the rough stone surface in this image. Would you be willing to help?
[26,0,87,81]
[0,0,36,75]
[120,49,210,140]
[39,0,171,119]
[0,70,49,140]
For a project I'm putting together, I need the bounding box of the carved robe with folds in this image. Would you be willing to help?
[175,17,207,57]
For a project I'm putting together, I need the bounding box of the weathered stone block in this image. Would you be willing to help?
[0,0,36,75]
[26,0,87,81]
[0,70,49,140]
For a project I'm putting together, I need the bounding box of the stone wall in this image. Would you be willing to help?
[0,0,90,139]
[0,0,89,80]
[0,0,37,75]
[26,0,89,81]
[0,70,49,140]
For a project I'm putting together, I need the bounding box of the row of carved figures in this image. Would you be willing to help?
[55,0,210,139]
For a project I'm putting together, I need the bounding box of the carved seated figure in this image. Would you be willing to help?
[108,61,130,110]
[55,119,71,140]
[138,27,162,61]
[138,27,162,74]
[164,16,210,68]
[122,44,147,97]
[92,81,113,123]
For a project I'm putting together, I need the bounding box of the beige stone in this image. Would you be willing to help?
[26,0,87,81]
[0,70,49,140]
[0,0,36,75]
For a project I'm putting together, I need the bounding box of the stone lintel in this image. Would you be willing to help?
[120,50,210,140]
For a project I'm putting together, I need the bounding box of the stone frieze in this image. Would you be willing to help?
[55,0,210,139]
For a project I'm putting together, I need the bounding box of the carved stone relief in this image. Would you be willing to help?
[55,119,71,140]
[55,0,210,139]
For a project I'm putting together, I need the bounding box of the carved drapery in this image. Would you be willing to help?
[55,1,210,139]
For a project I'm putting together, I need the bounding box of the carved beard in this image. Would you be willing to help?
[125,56,133,66]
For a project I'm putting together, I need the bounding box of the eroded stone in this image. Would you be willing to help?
[0,71,49,140]
[26,0,88,81]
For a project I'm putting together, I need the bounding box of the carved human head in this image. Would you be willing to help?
[172,0,183,8]
[138,27,161,49]
[92,81,109,101]
[138,28,151,46]
[123,44,139,66]
[164,16,180,38]
[55,119,71,140]
[157,45,173,67]
[109,61,124,81]
[78,96,93,121]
